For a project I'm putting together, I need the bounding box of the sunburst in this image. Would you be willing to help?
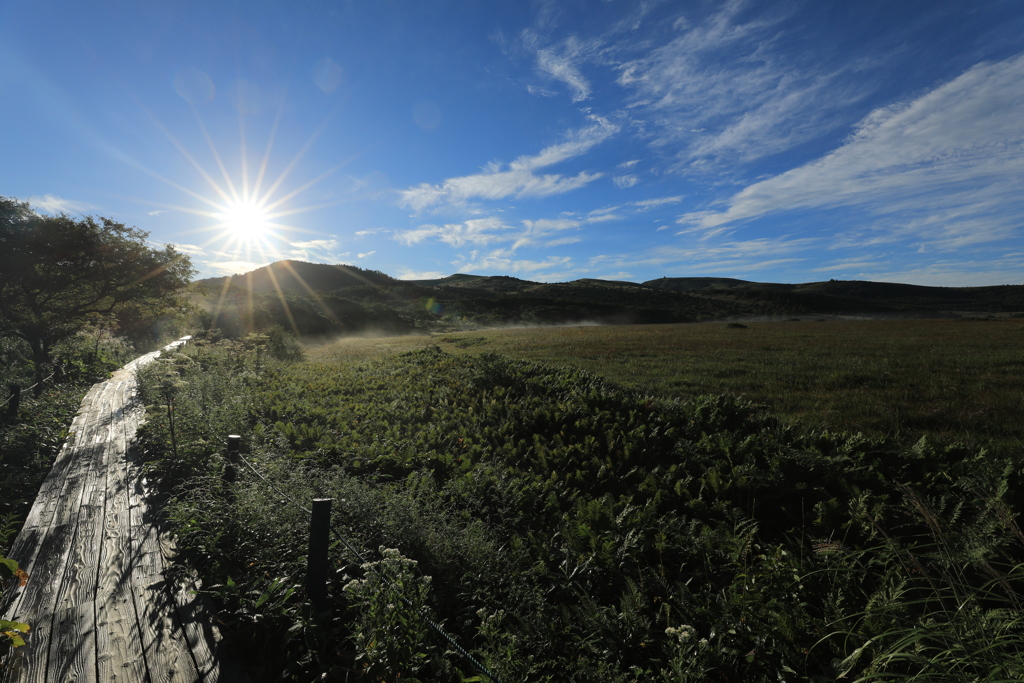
[123,89,376,337]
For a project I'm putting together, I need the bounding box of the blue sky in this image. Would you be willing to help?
[2,1,1023,285]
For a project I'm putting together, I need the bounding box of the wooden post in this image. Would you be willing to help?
[307,498,332,612]
[6,384,20,420]
[224,434,241,486]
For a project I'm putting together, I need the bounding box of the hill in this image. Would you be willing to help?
[197,260,399,295]
[190,261,1024,338]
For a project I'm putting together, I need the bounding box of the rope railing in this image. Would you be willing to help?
[1,372,56,408]
[227,442,507,683]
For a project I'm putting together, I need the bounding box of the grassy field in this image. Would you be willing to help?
[134,329,1024,681]
[306,318,1024,450]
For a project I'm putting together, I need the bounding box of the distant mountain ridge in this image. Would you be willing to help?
[191,260,1023,338]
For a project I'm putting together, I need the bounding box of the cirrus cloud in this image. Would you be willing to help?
[398,116,618,211]
[680,53,1024,253]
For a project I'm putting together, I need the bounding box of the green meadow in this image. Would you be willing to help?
[309,318,1024,451]
[126,318,1024,681]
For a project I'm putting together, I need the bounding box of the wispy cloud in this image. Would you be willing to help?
[524,31,598,102]
[291,239,339,250]
[633,196,683,210]
[398,116,618,210]
[615,1,867,168]
[680,54,1024,251]
[203,260,270,276]
[148,209,164,216]
[285,238,350,263]
[395,217,514,247]
[457,248,575,279]
[170,243,206,256]
[397,269,449,280]
[613,174,639,188]
[29,194,96,215]
[357,251,376,259]
[590,234,817,276]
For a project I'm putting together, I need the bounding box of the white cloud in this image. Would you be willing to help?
[170,243,206,256]
[203,260,269,276]
[398,116,617,210]
[590,235,817,276]
[357,251,376,259]
[615,2,866,167]
[457,248,574,278]
[396,214,584,252]
[395,217,513,247]
[397,270,448,280]
[632,195,683,210]
[148,210,164,216]
[584,213,620,223]
[613,174,639,188]
[29,194,95,214]
[524,31,598,102]
[681,54,1024,251]
[291,239,339,250]
[527,84,559,98]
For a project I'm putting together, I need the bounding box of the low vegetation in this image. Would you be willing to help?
[133,322,1024,681]
[311,319,1024,452]
[0,332,137,531]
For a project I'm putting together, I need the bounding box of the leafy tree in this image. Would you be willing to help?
[0,196,195,384]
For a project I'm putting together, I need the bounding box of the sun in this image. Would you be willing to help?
[216,199,271,239]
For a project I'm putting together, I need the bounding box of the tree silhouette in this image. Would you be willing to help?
[0,196,195,384]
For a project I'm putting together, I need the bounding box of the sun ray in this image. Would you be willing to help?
[251,97,287,204]
[278,260,344,324]
[144,109,235,206]
[257,103,343,204]
[261,263,303,337]
[190,105,241,205]
[131,89,383,342]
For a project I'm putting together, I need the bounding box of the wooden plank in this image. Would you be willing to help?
[130,522,201,682]
[1,523,76,683]
[16,383,103,535]
[162,535,251,683]
[116,367,201,682]
[44,604,95,683]
[4,423,106,676]
[94,436,148,683]
[44,428,110,683]
[3,337,209,683]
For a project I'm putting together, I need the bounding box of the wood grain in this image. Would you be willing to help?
[2,336,250,683]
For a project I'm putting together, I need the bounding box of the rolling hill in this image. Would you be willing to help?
[191,260,1024,338]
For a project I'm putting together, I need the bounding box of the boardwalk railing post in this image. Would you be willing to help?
[307,498,332,613]
[224,434,241,486]
[7,384,20,420]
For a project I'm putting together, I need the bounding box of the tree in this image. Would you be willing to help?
[0,196,195,384]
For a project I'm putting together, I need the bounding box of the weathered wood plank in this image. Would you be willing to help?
[161,535,250,683]
[130,522,201,682]
[44,414,112,683]
[1,523,76,683]
[5,390,109,678]
[95,438,148,683]
[2,336,247,683]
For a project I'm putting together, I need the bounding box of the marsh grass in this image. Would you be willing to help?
[308,319,1024,450]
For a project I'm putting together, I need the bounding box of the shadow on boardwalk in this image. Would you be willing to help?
[1,338,250,683]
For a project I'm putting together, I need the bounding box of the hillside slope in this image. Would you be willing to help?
[190,261,1023,338]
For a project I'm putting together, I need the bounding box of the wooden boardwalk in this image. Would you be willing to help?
[1,338,248,682]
